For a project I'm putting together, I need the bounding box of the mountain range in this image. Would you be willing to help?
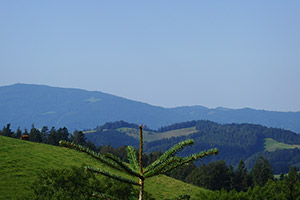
[1,83,300,133]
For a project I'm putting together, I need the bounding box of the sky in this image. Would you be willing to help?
[1,1,300,112]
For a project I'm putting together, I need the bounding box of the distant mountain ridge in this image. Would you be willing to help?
[1,83,300,133]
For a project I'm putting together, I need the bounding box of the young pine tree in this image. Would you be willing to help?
[60,125,218,200]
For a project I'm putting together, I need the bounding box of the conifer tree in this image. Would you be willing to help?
[234,160,248,191]
[251,156,273,187]
[60,125,218,200]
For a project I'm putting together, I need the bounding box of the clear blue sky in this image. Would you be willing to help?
[1,1,300,111]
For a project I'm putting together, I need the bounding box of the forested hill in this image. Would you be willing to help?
[85,120,300,174]
[1,83,300,133]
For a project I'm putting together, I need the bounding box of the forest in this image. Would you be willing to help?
[86,120,300,174]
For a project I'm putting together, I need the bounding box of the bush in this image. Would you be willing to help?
[31,166,135,200]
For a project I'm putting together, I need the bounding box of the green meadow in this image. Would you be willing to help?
[116,127,197,142]
[264,138,300,152]
[0,135,209,199]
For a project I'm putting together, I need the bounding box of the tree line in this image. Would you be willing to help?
[167,157,273,191]
[0,123,96,149]
[202,166,300,200]
[0,123,163,167]
[167,156,300,199]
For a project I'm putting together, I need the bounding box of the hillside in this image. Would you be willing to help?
[0,135,210,200]
[85,120,300,174]
[1,83,300,133]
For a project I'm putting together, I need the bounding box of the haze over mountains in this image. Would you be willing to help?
[1,83,300,133]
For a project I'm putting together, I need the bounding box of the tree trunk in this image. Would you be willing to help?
[139,177,144,200]
[139,125,144,200]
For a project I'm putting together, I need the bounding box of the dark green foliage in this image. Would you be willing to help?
[98,120,139,131]
[251,156,274,186]
[203,166,300,200]
[147,121,267,165]
[166,163,197,182]
[86,140,98,151]
[250,148,300,174]
[31,167,98,200]
[99,145,129,162]
[41,126,49,135]
[29,124,44,143]
[145,120,300,174]
[1,124,71,146]
[31,166,135,200]
[142,151,163,167]
[47,127,70,145]
[234,160,249,191]
[167,156,274,192]
[72,130,87,146]
[1,123,13,137]
[185,160,232,191]
[158,121,197,132]
[16,127,22,138]
[166,194,191,200]
[86,129,139,148]
[285,166,300,200]
[95,176,136,200]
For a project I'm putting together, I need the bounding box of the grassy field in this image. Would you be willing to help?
[264,138,300,152]
[117,127,197,142]
[0,135,210,199]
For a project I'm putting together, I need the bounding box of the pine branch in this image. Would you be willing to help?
[59,141,123,172]
[126,146,139,172]
[160,148,219,174]
[182,148,219,163]
[145,139,194,173]
[103,153,141,178]
[145,148,218,177]
[144,157,182,178]
[85,166,140,186]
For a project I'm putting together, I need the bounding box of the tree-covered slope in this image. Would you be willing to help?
[86,120,300,174]
[0,135,210,200]
[1,83,300,133]
[146,121,300,173]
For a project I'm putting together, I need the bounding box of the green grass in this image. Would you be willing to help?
[117,127,197,142]
[264,138,300,152]
[0,136,210,199]
[145,175,210,199]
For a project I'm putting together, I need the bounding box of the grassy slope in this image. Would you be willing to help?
[117,127,197,142]
[0,136,209,200]
[264,138,300,152]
